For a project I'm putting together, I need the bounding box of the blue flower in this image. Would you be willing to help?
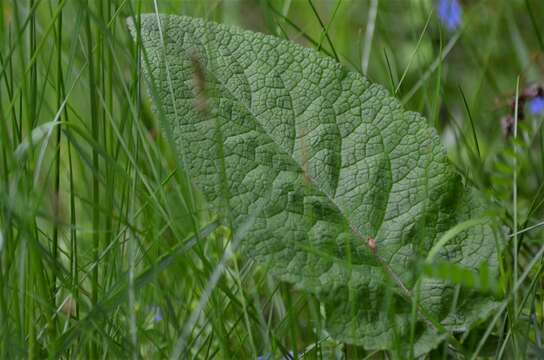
[529,96,544,116]
[150,306,162,322]
[437,0,462,31]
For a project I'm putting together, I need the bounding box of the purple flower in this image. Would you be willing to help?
[437,0,462,31]
[150,306,162,322]
[529,96,544,116]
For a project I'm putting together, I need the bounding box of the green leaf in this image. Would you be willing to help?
[129,15,503,354]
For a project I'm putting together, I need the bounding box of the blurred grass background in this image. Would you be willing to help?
[1,0,544,358]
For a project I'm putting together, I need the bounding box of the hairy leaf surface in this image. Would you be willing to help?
[130,15,501,354]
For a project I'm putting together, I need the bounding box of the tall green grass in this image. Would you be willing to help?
[0,0,543,358]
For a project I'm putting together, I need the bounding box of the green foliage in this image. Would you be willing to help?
[3,0,544,357]
[132,14,503,354]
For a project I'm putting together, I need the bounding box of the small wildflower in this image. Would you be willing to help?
[437,0,462,31]
[149,305,162,322]
[529,96,544,116]
[500,85,543,138]
[154,310,162,322]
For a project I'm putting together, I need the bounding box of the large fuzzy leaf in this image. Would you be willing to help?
[129,15,501,354]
